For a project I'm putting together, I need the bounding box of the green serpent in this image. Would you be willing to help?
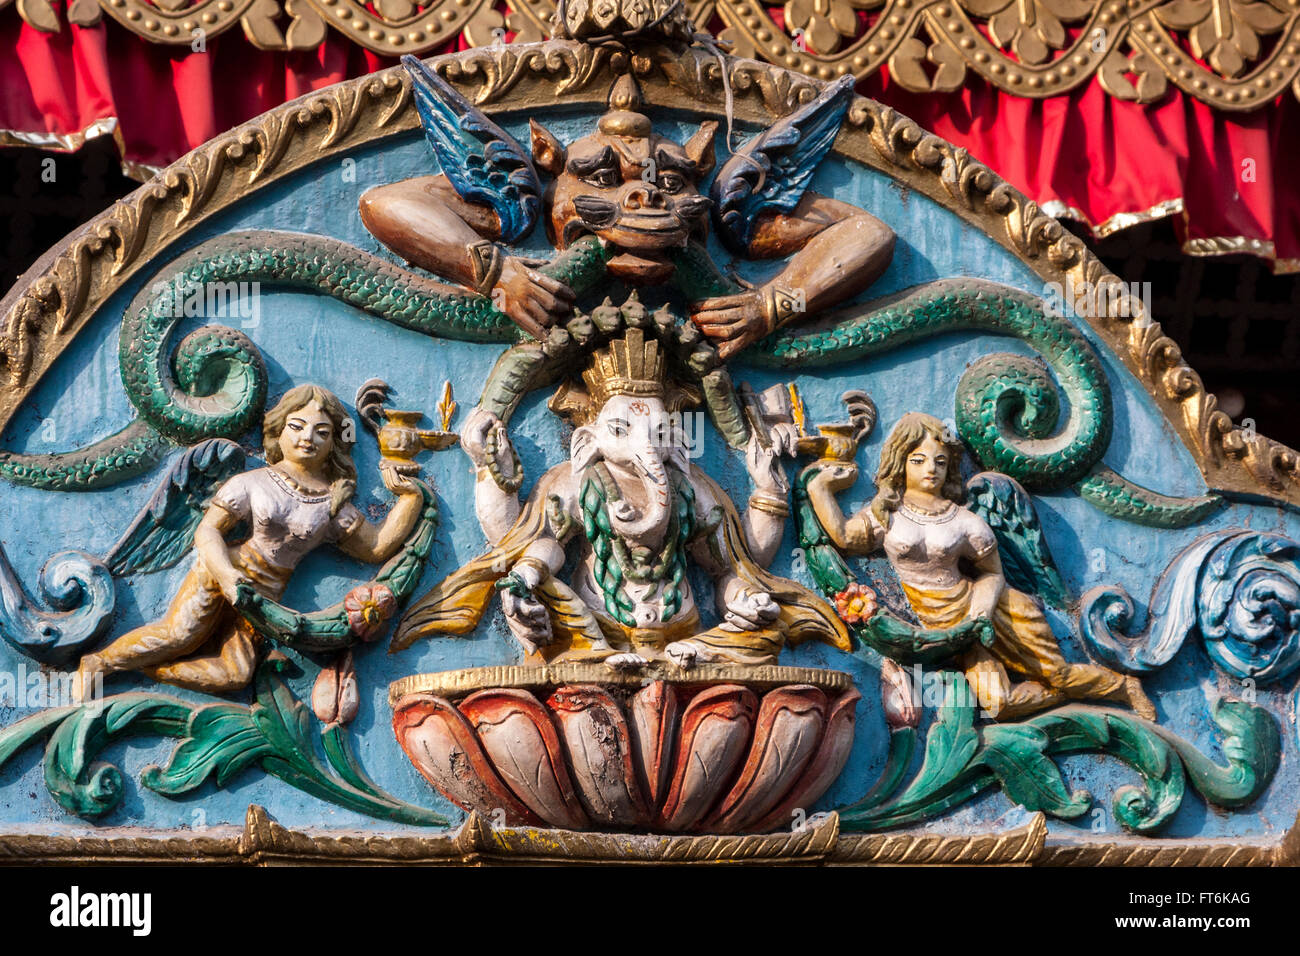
[0,233,1213,525]
[746,278,1217,525]
[0,231,610,490]
[749,278,1109,489]
[0,420,175,491]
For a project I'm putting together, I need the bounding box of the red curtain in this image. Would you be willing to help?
[864,70,1300,267]
[0,14,410,169]
[3,10,1297,267]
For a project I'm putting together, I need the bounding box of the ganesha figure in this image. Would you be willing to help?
[394,324,849,667]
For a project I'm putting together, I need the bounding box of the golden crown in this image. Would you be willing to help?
[582,327,666,407]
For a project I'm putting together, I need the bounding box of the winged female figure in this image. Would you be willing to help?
[804,411,1155,721]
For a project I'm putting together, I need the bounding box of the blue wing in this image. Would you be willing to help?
[710,75,854,253]
[965,471,1070,609]
[105,439,246,576]
[402,54,541,244]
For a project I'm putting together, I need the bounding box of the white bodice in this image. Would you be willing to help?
[868,501,997,589]
[212,467,363,571]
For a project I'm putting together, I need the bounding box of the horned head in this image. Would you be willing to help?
[529,73,717,283]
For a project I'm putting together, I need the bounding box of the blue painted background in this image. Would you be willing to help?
[0,106,1295,841]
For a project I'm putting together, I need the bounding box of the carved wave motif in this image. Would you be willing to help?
[1080,530,1300,684]
[392,678,862,834]
[0,546,115,665]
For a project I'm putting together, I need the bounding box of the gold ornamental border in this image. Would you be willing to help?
[0,39,1294,507]
[388,662,855,703]
[0,804,1293,865]
[6,0,1300,111]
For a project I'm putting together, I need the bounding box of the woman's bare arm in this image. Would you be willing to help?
[194,505,244,601]
[968,550,1006,622]
[338,469,425,564]
[804,464,877,555]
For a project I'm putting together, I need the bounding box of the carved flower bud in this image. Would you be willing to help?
[312,651,359,728]
[880,657,920,731]
[344,583,396,642]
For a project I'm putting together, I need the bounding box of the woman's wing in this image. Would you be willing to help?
[104,439,246,576]
[964,471,1071,609]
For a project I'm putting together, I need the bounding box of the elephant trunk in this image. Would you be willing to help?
[607,449,673,545]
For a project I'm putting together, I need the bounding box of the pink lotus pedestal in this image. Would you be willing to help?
[390,662,861,834]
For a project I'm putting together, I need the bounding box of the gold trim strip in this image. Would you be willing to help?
[119,158,164,182]
[1040,197,1185,239]
[1183,236,1277,259]
[1041,197,1300,274]
[6,0,1300,109]
[0,116,161,182]
[0,116,120,152]
[0,804,1292,865]
[389,662,854,705]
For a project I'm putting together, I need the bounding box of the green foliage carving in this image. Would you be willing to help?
[839,675,1280,833]
[0,656,447,825]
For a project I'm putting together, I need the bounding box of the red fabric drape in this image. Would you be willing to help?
[862,70,1300,265]
[0,15,417,169]
[2,10,1297,266]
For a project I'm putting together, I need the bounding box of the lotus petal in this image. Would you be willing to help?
[704,684,827,832]
[627,680,680,805]
[459,688,590,830]
[547,686,651,827]
[391,693,539,826]
[747,687,862,833]
[657,684,757,831]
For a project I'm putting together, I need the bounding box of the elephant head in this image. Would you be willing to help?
[571,393,690,546]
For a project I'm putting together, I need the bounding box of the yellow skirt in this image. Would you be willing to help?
[901,578,1126,718]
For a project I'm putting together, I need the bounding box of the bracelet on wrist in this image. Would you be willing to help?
[469,240,505,297]
[748,491,790,517]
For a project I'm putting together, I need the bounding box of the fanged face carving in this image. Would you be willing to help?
[530,118,717,279]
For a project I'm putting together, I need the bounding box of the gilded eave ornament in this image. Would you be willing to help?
[7,0,1300,111]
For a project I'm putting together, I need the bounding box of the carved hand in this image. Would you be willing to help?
[203,555,248,605]
[496,563,553,653]
[689,290,770,360]
[723,586,780,631]
[380,463,420,497]
[806,461,859,494]
[745,422,797,495]
[492,257,575,340]
[460,406,505,469]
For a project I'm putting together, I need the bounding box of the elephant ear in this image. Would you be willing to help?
[570,426,600,475]
[964,471,1070,610]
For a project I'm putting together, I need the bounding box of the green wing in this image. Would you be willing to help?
[104,439,246,576]
[964,471,1070,609]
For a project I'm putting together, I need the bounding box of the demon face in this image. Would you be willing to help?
[530,107,716,284]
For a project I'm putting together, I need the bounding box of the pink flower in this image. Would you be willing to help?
[833,583,878,625]
[345,583,396,641]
